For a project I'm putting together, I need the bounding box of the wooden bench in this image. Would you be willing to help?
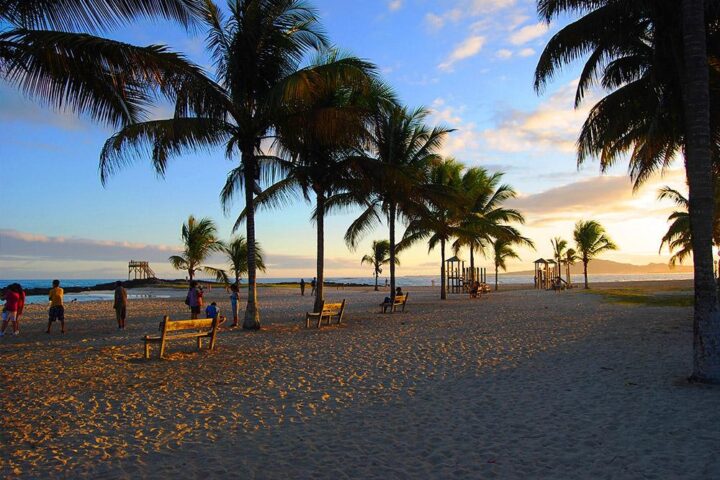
[305,300,346,328]
[380,293,409,313]
[143,316,221,359]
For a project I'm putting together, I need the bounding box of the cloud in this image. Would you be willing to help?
[518,47,536,57]
[0,229,180,262]
[509,22,549,45]
[429,99,481,157]
[482,80,594,153]
[425,0,515,30]
[388,0,403,11]
[438,35,486,71]
[0,86,89,131]
[496,49,513,59]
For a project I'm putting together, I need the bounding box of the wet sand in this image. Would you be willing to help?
[2,280,718,479]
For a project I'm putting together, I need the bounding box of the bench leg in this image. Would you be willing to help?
[305,315,310,329]
[197,336,203,350]
[316,314,322,329]
[159,339,166,359]
[144,341,150,359]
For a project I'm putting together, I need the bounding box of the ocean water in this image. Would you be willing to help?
[3,273,694,304]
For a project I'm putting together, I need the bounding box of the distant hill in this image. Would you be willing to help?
[510,259,693,275]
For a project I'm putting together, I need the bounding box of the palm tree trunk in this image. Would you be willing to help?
[682,0,720,383]
[470,246,475,280]
[389,202,397,306]
[583,260,589,289]
[566,264,571,287]
[495,264,499,291]
[374,269,379,291]
[440,238,446,300]
[314,191,325,313]
[242,150,260,330]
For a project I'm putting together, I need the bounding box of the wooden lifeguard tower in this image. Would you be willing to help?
[445,256,486,294]
[128,260,156,280]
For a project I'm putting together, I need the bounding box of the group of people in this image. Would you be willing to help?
[185,280,236,326]
[299,278,317,296]
[1,283,25,336]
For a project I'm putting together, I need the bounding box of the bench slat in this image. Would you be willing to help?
[165,318,215,332]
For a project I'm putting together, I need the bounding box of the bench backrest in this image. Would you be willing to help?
[163,317,216,333]
[322,301,345,316]
[394,293,408,304]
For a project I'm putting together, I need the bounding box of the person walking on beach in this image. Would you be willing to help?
[310,277,317,296]
[300,278,306,296]
[1,283,21,336]
[113,281,127,329]
[47,279,65,334]
[229,284,240,328]
[186,281,202,319]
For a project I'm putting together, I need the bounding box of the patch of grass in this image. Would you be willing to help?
[591,288,694,307]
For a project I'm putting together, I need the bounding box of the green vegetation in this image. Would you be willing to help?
[590,288,694,308]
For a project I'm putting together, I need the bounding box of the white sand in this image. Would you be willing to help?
[1,283,718,478]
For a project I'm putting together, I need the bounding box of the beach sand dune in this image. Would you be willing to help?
[1,283,718,478]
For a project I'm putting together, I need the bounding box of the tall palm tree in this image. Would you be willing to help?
[492,238,522,291]
[223,52,385,311]
[550,236,567,280]
[573,220,617,289]
[169,215,225,281]
[361,240,394,291]
[0,0,206,127]
[452,168,526,274]
[341,105,451,301]
[401,158,465,300]
[535,0,720,381]
[565,248,579,287]
[220,236,266,286]
[683,0,720,383]
[99,0,355,330]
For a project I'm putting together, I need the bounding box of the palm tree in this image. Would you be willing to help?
[535,0,720,380]
[341,105,451,301]
[550,236,567,281]
[223,52,385,311]
[0,0,206,127]
[452,168,526,276]
[565,248,579,287]
[492,238,522,291]
[169,215,225,281]
[361,240,394,291]
[221,236,266,286]
[658,186,720,267]
[682,0,720,383]
[572,220,617,289]
[401,158,465,300]
[99,0,355,330]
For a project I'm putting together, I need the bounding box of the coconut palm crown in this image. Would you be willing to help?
[573,219,617,289]
[169,215,225,281]
[361,240,395,291]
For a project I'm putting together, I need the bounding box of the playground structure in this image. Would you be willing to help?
[128,260,156,280]
[445,256,487,294]
[533,258,571,290]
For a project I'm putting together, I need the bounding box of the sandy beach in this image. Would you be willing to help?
[1,281,718,479]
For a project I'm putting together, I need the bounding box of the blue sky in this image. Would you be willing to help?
[0,0,687,279]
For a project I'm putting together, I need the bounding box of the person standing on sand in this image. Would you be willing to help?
[47,279,65,334]
[15,284,25,334]
[113,281,127,329]
[1,283,20,336]
[187,281,201,319]
[300,278,306,296]
[229,284,240,328]
[310,277,317,296]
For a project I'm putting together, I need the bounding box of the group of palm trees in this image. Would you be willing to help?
[2,0,718,382]
[536,0,719,382]
[550,221,617,290]
[168,215,266,286]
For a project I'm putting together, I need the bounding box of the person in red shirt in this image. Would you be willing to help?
[1,284,21,336]
[15,284,25,335]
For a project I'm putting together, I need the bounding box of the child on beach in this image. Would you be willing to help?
[205,302,219,320]
[47,279,65,334]
[113,281,127,329]
[187,281,201,319]
[15,284,25,334]
[229,284,240,327]
[1,284,21,336]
